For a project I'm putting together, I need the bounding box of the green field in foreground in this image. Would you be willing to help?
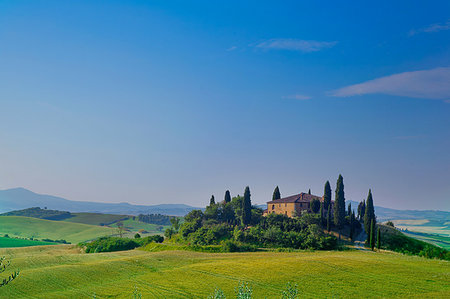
[0,216,116,244]
[0,245,448,298]
[0,236,56,248]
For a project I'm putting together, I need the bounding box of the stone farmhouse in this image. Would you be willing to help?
[263,192,333,218]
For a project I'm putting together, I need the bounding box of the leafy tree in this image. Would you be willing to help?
[272,186,281,201]
[310,199,320,213]
[242,187,252,226]
[377,227,381,250]
[323,181,331,211]
[170,217,181,232]
[116,221,125,238]
[0,256,19,287]
[185,210,204,222]
[224,190,231,203]
[334,175,346,239]
[134,233,141,239]
[210,195,216,206]
[370,220,375,250]
[326,208,331,232]
[386,221,394,227]
[364,189,376,236]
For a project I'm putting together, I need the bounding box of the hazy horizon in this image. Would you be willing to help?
[1,1,449,211]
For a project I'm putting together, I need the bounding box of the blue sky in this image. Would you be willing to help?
[0,0,449,210]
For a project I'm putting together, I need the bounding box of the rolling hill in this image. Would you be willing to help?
[0,188,199,216]
[0,216,116,244]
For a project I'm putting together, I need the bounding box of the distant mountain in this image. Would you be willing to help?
[0,188,200,216]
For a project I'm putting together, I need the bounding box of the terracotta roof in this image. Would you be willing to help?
[267,193,322,204]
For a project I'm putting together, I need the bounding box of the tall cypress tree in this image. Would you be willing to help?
[272,186,281,201]
[347,203,352,216]
[224,190,231,203]
[377,227,381,250]
[242,186,252,226]
[308,189,311,195]
[210,195,215,206]
[364,189,376,235]
[349,210,355,240]
[323,181,331,211]
[326,208,331,232]
[334,175,346,239]
[320,201,324,226]
[370,219,375,250]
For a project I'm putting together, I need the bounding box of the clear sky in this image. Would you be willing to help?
[0,0,449,210]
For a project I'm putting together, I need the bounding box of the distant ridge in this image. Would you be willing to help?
[0,188,200,216]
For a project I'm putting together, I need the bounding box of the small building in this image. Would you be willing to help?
[263,192,332,218]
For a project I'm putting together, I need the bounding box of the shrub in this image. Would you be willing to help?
[83,237,140,253]
[134,233,141,239]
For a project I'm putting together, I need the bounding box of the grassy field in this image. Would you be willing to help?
[390,219,450,249]
[109,218,169,237]
[0,216,116,244]
[62,213,128,226]
[0,236,56,248]
[0,245,448,298]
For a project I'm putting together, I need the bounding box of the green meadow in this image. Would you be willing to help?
[0,237,56,248]
[0,245,448,298]
[0,216,115,244]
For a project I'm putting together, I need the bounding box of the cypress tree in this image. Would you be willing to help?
[347,203,352,216]
[272,186,281,201]
[323,181,331,211]
[224,190,231,203]
[334,175,346,239]
[326,208,331,232]
[364,189,376,235]
[370,220,375,250]
[320,201,324,226]
[377,227,381,250]
[210,195,215,206]
[242,186,252,226]
[308,189,311,195]
[349,211,354,240]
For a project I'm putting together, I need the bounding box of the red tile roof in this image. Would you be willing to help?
[267,192,322,204]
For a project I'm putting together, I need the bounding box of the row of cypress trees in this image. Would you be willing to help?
[209,186,252,226]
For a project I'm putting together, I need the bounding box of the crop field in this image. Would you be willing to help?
[0,236,56,248]
[0,245,448,298]
[390,219,450,249]
[0,216,116,244]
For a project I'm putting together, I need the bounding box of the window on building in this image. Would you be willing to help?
[272,205,275,210]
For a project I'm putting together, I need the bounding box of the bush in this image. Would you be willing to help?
[134,233,141,239]
[83,237,140,253]
[220,240,256,252]
[138,235,164,246]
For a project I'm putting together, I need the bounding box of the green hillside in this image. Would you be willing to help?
[0,236,56,248]
[0,245,448,298]
[62,212,128,226]
[0,216,116,244]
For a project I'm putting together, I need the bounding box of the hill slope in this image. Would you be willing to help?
[0,188,199,216]
[0,216,115,244]
[0,246,448,298]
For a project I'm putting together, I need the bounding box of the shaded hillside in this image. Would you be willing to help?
[0,188,199,216]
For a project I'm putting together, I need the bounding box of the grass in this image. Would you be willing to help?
[110,218,169,236]
[62,213,128,226]
[0,237,56,248]
[403,231,450,250]
[0,245,448,298]
[0,216,116,244]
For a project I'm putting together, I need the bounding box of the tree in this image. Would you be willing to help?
[310,199,320,213]
[319,202,324,225]
[272,186,281,201]
[350,211,355,240]
[377,227,381,250]
[308,189,311,195]
[242,186,252,226]
[334,175,346,239]
[364,189,376,235]
[0,256,19,287]
[347,203,352,217]
[170,217,181,232]
[326,208,331,232]
[370,219,375,250]
[134,233,141,239]
[224,190,231,203]
[116,221,125,238]
[210,195,215,206]
[323,181,331,211]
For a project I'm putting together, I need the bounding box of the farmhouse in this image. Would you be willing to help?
[263,192,332,218]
